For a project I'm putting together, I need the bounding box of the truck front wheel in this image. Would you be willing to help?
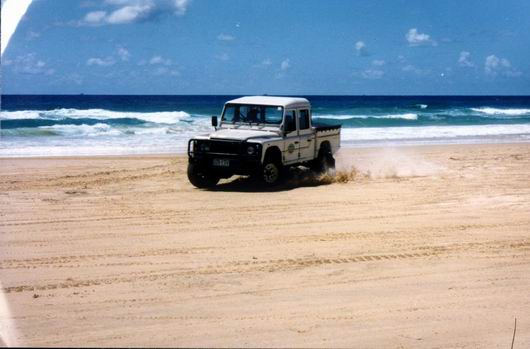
[261,160,283,186]
[187,162,220,189]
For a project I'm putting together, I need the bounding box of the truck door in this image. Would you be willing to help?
[282,109,299,164]
[298,108,315,161]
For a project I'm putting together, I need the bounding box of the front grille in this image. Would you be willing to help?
[202,139,241,155]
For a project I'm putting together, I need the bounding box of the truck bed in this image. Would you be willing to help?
[313,123,341,132]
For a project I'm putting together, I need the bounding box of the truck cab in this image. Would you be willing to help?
[187,96,341,188]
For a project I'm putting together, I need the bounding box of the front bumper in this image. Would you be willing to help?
[187,139,262,176]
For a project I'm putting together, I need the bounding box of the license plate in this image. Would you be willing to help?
[213,158,230,167]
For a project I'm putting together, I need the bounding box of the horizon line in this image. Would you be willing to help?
[2,94,530,97]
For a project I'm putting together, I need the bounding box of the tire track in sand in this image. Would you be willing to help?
[3,239,528,293]
[2,250,438,293]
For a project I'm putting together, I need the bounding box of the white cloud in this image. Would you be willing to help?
[252,58,272,68]
[484,55,521,77]
[372,59,385,66]
[68,73,84,85]
[137,53,179,74]
[152,66,180,76]
[485,55,507,74]
[117,47,130,61]
[360,69,384,79]
[402,64,430,75]
[50,73,84,86]
[84,10,107,24]
[26,30,41,40]
[80,0,190,26]
[87,57,116,66]
[274,59,290,79]
[355,40,368,56]
[217,33,235,41]
[215,53,230,61]
[406,28,436,47]
[355,41,365,50]
[7,53,55,75]
[106,4,153,24]
[149,55,172,65]
[172,0,190,15]
[458,51,474,67]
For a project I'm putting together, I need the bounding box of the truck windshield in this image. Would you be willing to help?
[222,104,284,125]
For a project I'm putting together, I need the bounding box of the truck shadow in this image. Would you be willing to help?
[209,167,333,192]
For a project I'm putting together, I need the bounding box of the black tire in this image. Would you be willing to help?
[311,147,336,174]
[187,162,220,188]
[261,159,283,186]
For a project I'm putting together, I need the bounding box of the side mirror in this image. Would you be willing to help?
[211,116,218,127]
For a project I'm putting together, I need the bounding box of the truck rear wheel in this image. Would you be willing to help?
[311,147,336,175]
[187,163,220,188]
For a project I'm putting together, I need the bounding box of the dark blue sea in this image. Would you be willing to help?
[1,95,530,156]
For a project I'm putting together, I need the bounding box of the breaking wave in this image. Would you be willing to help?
[2,98,530,156]
[341,124,530,142]
[0,108,193,124]
[39,123,122,137]
[470,107,530,116]
[314,113,418,121]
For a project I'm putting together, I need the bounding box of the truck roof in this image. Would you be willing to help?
[226,96,310,108]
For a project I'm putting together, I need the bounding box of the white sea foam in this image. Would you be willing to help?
[0,135,189,157]
[340,124,530,142]
[36,122,213,138]
[38,123,123,137]
[1,116,213,138]
[2,123,530,157]
[470,107,530,116]
[2,117,530,157]
[0,108,193,124]
[0,110,42,120]
[314,113,418,120]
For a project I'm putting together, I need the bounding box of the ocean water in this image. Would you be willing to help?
[1,95,530,157]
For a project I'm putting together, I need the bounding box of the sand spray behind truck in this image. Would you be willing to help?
[326,148,445,182]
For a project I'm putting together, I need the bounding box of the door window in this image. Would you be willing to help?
[299,109,310,130]
[284,110,297,133]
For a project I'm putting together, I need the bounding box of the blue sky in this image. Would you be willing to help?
[2,0,530,95]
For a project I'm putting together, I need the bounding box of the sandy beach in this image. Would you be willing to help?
[1,143,529,348]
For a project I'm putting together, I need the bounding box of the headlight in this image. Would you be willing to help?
[199,143,210,152]
[246,144,261,156]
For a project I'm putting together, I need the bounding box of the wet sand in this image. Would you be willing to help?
[1,143,529,347]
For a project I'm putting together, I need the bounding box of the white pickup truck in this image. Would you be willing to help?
[187,96,341,188]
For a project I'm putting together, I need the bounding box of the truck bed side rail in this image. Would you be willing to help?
[313,123,342,132]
